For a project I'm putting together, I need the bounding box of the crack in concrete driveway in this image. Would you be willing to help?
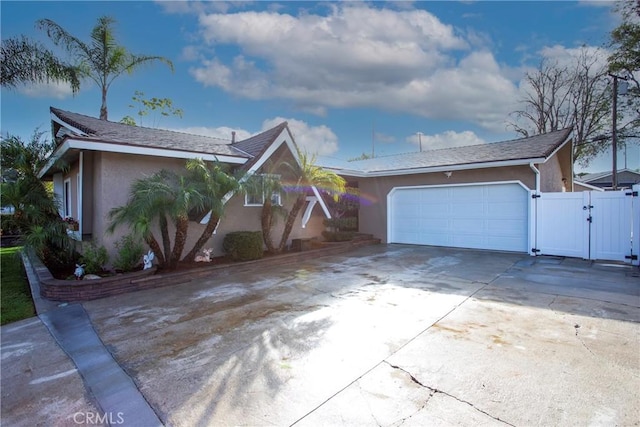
[26,244,640,426]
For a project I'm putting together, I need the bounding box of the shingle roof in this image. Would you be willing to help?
[326,128,572,174]
[50,107,276,159]
[233,122,289,157]
[580,169,640,184]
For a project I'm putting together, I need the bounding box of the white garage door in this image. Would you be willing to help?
[388,183,529,252]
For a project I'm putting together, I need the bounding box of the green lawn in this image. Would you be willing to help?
[1,246,36,325]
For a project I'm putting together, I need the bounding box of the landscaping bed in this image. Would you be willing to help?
[25,236,380,302]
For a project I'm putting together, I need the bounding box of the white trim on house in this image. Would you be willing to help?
[325,158,549,178]
[244,128,301,176]
[51,115,88,137]
[38,138,247,178]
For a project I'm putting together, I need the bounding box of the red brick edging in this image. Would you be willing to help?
[26,239,380,302]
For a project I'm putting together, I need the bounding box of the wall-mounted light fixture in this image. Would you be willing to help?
[444,171,453,179]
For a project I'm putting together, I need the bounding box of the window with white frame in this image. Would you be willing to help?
[245,174,282,206]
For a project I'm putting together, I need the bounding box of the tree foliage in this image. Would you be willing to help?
[120,90,184,127]
[1,36,81,93]
[247,148,346,254]
[108,160,241,269]
[508,47,611,166]
[37,16,173,120]
[608,0,640,139]
[0,130,74,266]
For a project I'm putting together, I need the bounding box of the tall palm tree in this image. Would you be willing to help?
[37,16,173,120]
[1,36,81,92]
[182,159,241,262]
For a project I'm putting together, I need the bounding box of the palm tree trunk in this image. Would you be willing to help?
[277,195,306,252]
[159,215,171,262]
[182,214,220,262]
[100,85,108,120]
[262,199,277,253]
[168,216,189,269]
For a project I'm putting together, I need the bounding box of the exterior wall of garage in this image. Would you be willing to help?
[355,165,535,243]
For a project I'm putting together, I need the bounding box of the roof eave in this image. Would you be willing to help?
[326,157,547,178]
[38,137,248,178]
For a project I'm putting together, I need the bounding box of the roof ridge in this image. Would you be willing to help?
[348,127,572,163]
[51,106,233,144]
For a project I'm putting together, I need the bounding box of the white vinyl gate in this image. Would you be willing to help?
[533,185,639,264]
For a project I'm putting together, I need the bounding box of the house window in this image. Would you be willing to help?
[245,174,282,206]
[63,178,72,218]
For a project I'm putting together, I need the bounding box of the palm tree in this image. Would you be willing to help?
[243,173,286,253]
[0,131,74,264]
[37,16,173,120]
[277,150,346,252]
[182,159,241,262]
[251,150,346,254]
[108,169,204,270]
[1,36,81,92]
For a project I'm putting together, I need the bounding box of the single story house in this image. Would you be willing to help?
[39,107,574,260]
[577,169,640,190]
[39,107,331,261]
[319,128,574,254]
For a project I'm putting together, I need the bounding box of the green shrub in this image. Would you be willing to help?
[323,217,358,231]
[223,231,263,261]
[113,234,144,272]
[80,241,109,274]
[322,230,357,242]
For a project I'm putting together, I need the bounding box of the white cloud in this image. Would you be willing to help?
[187,4,523,130]
[262,117,339,156]
[407,130,486,150]
[538,44,609,70]
[17,81,73,99]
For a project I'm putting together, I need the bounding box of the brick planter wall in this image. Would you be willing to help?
[26,237,380,302]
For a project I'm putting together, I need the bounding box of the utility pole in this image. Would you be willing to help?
[417,132,423,152]
[610,73,629,190]
[612,74,619,190]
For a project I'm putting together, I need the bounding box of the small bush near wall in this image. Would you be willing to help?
[323,217,358,231]
[113,234,145,272]
[80,242,109,274]
[223,231,263,261]
[322,230,357,242]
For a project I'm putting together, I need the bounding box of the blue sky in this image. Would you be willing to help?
[1,0,637,173]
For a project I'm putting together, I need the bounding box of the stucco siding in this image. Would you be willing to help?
[89,151,325,264]
[356,165,535,243]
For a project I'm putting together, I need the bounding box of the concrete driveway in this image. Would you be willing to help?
[76,244,640,426]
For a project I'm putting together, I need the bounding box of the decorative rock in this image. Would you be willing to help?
[83,274,102,280]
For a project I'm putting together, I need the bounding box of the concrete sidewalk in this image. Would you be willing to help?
[2,251,162,427]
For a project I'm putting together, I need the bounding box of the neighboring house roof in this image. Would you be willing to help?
[573,181,605,192]
[320,128,572,177]
[579,169,640,186]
